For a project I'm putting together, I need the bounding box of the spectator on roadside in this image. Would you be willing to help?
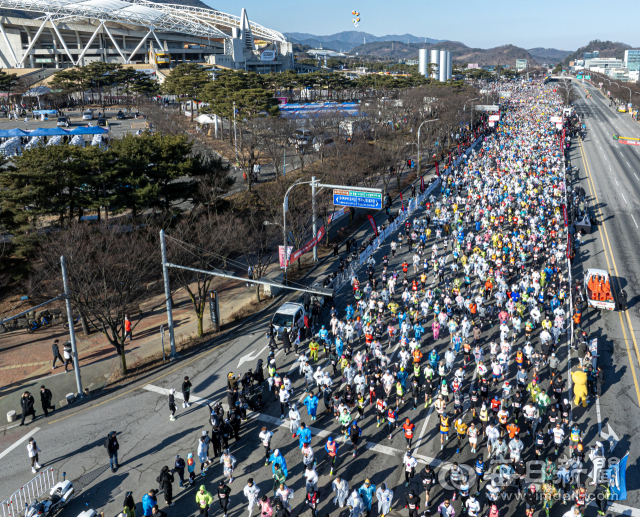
[105,431,120,472]
[27,437,41,473]
[20,391,36,426]
[52,339,64,369]
[142,490,158,517]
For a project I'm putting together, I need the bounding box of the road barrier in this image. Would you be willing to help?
[1,468,57,517]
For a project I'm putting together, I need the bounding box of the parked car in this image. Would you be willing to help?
[116,111,125,119]
[97,117,107,127]
[82,110,93,120]
[56,116,70,127]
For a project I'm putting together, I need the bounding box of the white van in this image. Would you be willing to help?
[271,302,307,341]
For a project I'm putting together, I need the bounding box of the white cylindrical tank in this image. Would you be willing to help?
[439,50,447,81]
[430,49,440,79]
[418,49,428,76]
[446,51,452,80]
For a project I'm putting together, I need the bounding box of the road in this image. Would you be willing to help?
[1,88,639,517]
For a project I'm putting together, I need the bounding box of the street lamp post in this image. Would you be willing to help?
[265,178,316,285]
[233,101,238,164]
[621,85,632,104]
[417,118,439,179]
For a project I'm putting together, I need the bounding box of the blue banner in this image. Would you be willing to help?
[606,453,628,500]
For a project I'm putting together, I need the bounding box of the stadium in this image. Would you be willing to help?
[0,0,294,73]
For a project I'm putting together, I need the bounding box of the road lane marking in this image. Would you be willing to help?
[635,173,639,181]
[0,427,40,460]
[621,193,628,205]
[614,178,619,187]
[632,215,639,229]
[579,138,640,406]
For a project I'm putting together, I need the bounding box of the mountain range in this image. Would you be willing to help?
[286,31,576,66]
[284,31,440,52]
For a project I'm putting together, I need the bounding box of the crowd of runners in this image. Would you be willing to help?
[111,80,619,517]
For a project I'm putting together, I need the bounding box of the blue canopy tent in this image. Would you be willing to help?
[24,127,68,137]
[1,128,28,137]
[0,127,109,138]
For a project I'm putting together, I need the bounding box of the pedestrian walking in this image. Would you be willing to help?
[168,389,177,421]
[63,342,74,372]
[27,437,41,473]
[19,391,36,425]
[105,431,120,472]
[182,376,192,408]
[124,314,132,341]
[39,385,55,417]
[52,339,64,368]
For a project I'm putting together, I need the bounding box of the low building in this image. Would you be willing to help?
[584,58,623,71]
[516,59,527,72]
[607,67,630,82]
[623,50,640,72]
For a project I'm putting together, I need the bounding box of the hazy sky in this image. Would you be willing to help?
[208,0,639,50]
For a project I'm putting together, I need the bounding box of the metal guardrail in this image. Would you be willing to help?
[1,469,56,517]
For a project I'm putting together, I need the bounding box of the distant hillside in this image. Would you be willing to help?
[563,40,632,66]
[348,40,535,67]
[285,31,440,52]
[349,41,418,59]
[528,47,573,64]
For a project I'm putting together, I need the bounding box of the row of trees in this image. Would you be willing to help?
[0,132,234,256]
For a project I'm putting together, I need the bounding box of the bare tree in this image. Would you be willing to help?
[167,212,240,337]
[37,223,163,375]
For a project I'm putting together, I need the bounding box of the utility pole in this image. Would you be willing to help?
[60,255,83,396]
[312,176,318,261]
[160,229,179,359]
[233,101,238,164]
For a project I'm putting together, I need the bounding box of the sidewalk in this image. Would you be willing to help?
[0,263,273,410]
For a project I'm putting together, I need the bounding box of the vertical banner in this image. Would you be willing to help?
[448,151,452,165]
[400,192,404,211]
[435,161,439,176]
[457,142,461,154]
[562,204,568,227]
[566,233,571,259]
[367,215,378,236]
[420,175,425,192]
[278,245,293,268]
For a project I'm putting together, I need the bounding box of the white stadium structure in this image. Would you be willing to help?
[0,0,294,72]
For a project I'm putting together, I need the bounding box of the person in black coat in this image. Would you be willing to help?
[182,376,192,408]
[281,327,291,355]
[106,431,120,472]
[52,339,64,369]
[157,466,174,506]
[596,366,604,398]
[20,391,36,425]
[40,385,54,417]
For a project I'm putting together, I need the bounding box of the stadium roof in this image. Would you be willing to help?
[0,0,286,42]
